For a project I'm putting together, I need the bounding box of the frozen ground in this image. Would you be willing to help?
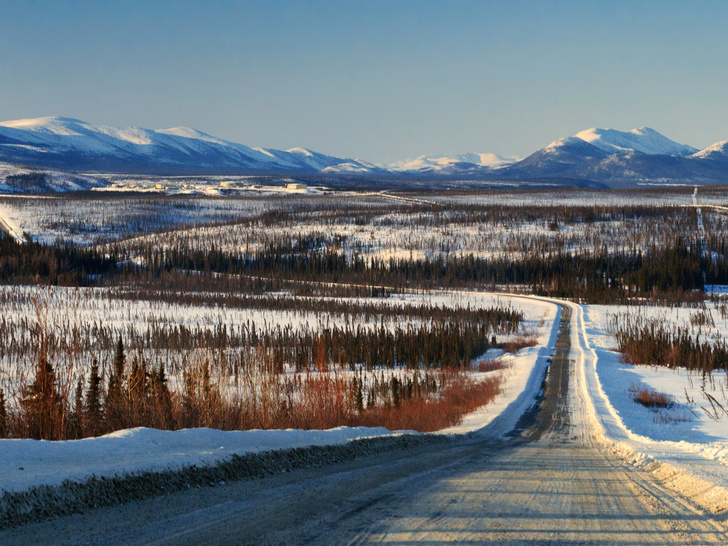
[0,294,558,494]
[0,194,268,245]
[1,188,720,258]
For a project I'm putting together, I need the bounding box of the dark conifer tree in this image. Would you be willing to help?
[85,359,103,437]
[150,364,173,429]
[182,367,198,428]
[0,388,7,438]
[73,376,84,438]
[128,356,149,425]
[106,336,127,429]
[19,352,63,440]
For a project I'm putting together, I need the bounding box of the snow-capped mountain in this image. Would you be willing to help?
[0,117,379,175]
[389,153,519,175]
[574,127,698,157]
[1,118,728,189]
[498,128,728,187]
[388,127,720,186]
[690,140,728,161]
[498,137,610,179]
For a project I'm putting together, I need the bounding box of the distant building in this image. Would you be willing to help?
[285,183,307,191]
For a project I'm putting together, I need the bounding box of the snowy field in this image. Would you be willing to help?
[428,185,728,207]
[0,194,269,245]
[3,187,728,501]
[0,285,545,392]
[0,293,559,493]
[1,189,721,259]
[581,302,728,493]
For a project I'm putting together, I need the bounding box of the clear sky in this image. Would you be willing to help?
[1,0,727,163]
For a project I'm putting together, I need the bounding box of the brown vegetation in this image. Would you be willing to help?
[629,383,673,409]
[3,346,503,438]
[496,334,539,354]
[614,315,728,375]
[354,373,501,432]
[477,359,507,373]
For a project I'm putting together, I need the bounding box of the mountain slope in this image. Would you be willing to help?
[0,117,377,175]
[575,127,698,156]
[500,137,610,178]
[690,140,728,161]
[499,129,728,187]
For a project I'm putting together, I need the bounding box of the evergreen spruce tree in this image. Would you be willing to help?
[128,356,149,426]
[73,375,84,438]
[182,367,198,428]
[353,376,364,413]
[150,364,173,429]
[85,359,103,437]
[113,335,126,378]
[106,335,127,430]
[0,388,7,438]
[20,352,63,440]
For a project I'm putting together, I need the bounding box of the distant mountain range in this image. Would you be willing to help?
[387,152,521,175]
[0,117,383,176]
[1,117,727,189]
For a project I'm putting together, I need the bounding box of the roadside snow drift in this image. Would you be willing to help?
[576,302,728,512]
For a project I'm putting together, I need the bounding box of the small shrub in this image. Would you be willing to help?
[497,334,538,354]
[477,359,506,373]
[629,382,673,409]
[353,374,501,432]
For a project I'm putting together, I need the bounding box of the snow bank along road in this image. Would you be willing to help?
[4,299,728,544]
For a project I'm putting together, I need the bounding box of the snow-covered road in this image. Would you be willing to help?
[5,299,728,544]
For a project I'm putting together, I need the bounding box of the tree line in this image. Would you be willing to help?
[2,231,726,302]
[614,315,728,376]
[0,334,503,440]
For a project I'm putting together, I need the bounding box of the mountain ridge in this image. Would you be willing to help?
[1,117,727,188]
[0,116,380,175]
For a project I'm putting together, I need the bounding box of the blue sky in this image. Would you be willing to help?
[1,0,726,163]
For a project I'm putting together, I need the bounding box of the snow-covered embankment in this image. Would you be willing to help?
[574,301,728,514]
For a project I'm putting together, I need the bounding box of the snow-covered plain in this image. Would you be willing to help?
[68,194,706,268]
[0,193,269,245]
[2,187,722,251]
[0,285,544,389]
[0,292,558,494]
